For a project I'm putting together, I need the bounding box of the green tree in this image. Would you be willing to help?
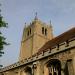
[0,4,8,67]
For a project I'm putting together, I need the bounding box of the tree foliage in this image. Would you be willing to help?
[0,13,8,57]
[0,4,8,68]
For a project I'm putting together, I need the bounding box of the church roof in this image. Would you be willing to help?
[37,27,75,54]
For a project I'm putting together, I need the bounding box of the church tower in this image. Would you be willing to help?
[19,15,53,60]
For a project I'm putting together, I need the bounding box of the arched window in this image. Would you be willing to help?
[46,59,61,75]
[24,66,32,75]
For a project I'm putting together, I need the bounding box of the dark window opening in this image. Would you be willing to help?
[57,44,59,50]
[30,28,31,34]
[65,40,69,47]
[47,59,61,75]
[54,72,57,75]
[42,27,44,34]
[49,73,52,75]
[27,31,29,36]
[45,28,47,35]
[24,66,32,75]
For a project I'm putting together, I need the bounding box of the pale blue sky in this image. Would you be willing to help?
[0,0,75,67]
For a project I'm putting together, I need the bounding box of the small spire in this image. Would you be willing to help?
[34,12,38,20]
[25,22,26,25]
[24,22,26,28]
[50,20,51,25]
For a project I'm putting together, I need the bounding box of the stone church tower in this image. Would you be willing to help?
[19,16,53,60]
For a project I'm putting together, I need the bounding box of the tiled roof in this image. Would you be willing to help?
[37,27,75,54]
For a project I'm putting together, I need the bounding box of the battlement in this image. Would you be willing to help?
[0,36,75,73]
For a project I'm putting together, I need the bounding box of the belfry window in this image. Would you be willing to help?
[42,27,44,34]
[45,28,47,35]
[42,27,47,36]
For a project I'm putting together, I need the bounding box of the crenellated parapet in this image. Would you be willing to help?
[0,32,75,73]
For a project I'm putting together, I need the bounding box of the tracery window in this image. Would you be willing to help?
[47,59,61,75]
